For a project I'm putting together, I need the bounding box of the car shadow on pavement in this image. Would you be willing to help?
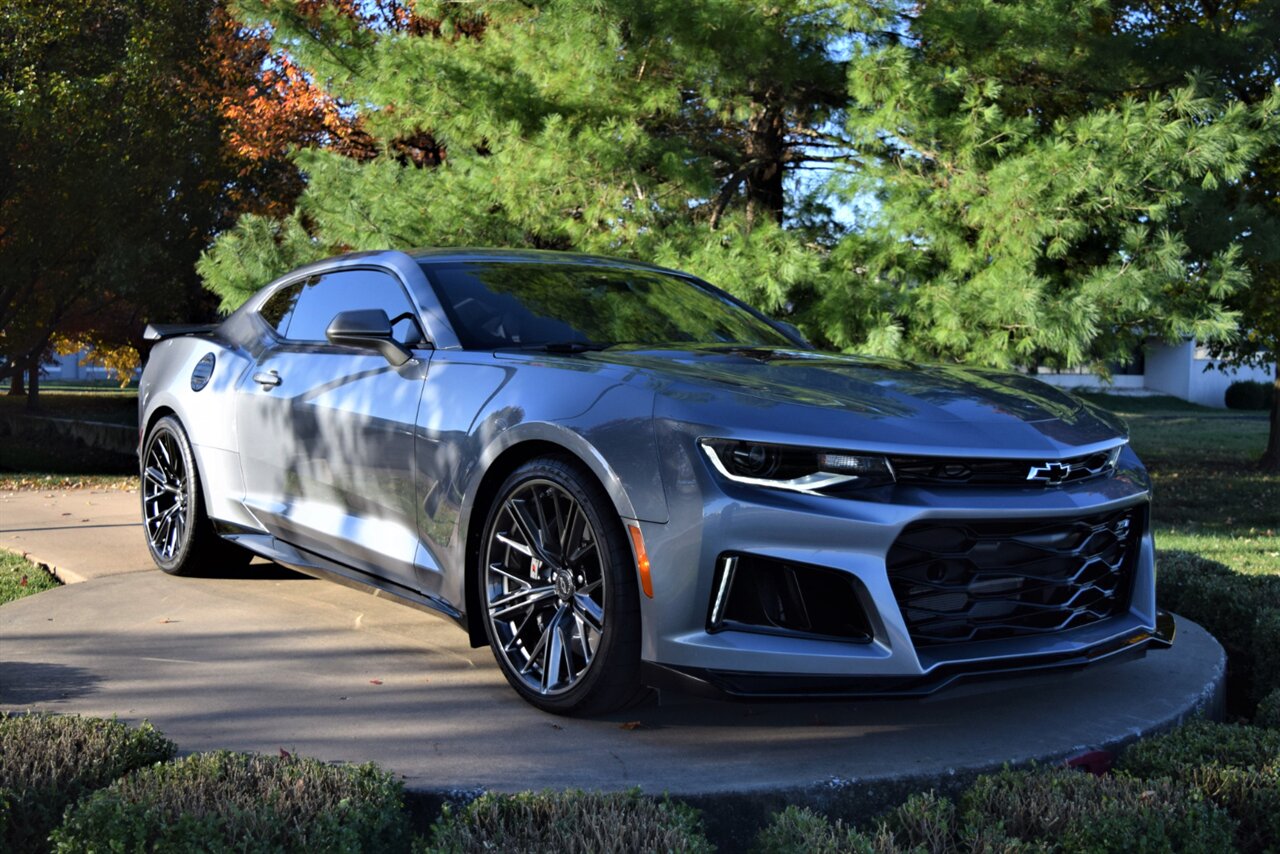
[198,560,312,582]
[0,661,101,705]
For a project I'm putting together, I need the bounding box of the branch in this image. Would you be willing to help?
[709,161,762,230]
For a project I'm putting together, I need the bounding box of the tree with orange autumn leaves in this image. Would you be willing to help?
[1,0,401,403]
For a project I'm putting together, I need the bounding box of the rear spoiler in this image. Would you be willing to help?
[143,323,219,342]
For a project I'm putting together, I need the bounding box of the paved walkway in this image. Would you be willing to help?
[1,488,149,583]
[0,488,1226,838]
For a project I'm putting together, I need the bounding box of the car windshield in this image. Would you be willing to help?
[418,261,795,350]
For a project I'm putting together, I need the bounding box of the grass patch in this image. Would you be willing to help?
[0,551,61,605]
[1080,393,1277,576]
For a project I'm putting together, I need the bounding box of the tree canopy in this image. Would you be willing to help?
[8,0,1277,463]
[0,0,355,401]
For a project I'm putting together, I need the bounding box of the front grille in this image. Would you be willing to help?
[888,448,1118,487]
[886,507,1141,646]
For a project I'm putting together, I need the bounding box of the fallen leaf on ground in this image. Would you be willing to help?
[369,679,383,685]
[618,721,644,730]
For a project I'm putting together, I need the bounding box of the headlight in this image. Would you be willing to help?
[699,439,896,494]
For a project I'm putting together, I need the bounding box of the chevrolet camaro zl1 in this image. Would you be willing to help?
[139,248,1173,714]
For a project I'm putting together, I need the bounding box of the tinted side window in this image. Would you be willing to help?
[284,269,424,345]
[259,281,306,336]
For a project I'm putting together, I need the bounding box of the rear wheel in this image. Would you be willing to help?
[141,416,250,576]
[480,456,644,715]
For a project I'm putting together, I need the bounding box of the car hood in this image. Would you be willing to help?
[583,346,1126,452]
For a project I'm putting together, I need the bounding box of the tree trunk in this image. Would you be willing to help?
[6,369,24,396]
[25,357,40,411]
[1262,372,1280,472]
[744,102,787,229]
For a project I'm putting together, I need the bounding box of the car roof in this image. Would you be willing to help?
[407,247,681,275]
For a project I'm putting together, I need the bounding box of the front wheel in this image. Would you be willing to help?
[141,416,250,576]
[480,456,644,715]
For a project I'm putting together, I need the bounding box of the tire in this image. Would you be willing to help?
[141,416,250,576]
[480,455,645,715]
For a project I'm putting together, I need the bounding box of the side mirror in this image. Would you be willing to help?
[326,309,413,366]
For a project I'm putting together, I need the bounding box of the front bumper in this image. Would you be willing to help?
[637,433,1163,692]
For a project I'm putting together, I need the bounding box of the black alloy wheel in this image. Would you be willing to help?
[141,415,249,575]
[481,456,644,714]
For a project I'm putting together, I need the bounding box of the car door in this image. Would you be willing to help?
[235,267,431,592]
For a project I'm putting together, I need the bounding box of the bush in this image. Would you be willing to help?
[1257,689,1280,729]
[425,790,712,854]
[0,713,174,853]
[1156,550,1280,713]
[754,805,876,854]
[1118,722,1280,853]
[753,771,1231,854]
[51,751,412,853]
[1224,380,1274,411]
[961,767,1235,853]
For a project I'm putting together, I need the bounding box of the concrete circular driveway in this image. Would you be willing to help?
[1,488,1226,832]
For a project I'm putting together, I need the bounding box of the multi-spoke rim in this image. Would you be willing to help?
[143,430,189,562]
[485,478,606,696]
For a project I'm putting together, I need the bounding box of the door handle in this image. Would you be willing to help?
[252,370,281,388]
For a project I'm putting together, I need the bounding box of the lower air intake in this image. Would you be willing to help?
[886,507,1142,647]
[708,553,873,642]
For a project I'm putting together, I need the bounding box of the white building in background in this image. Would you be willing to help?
[1036,338,1275,408]
[44,350,123,382]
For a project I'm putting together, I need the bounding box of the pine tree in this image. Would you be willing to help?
[198,0,857,316]
[821,0,1275,378]
[1116,0,1280,469]
[199,0,1277,462]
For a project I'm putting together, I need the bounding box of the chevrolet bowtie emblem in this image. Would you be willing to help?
[1027,461,1072,484]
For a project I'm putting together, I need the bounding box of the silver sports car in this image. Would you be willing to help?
[139,248,1173,714]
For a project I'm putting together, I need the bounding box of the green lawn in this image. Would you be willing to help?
[1079,393,1278,576]
[0,550,62,604]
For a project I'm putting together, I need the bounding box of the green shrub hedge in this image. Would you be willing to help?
[963,768,1233,853]
[51,751,412,853]
[1257,689,1280,729]
[753,769,1234,854]
[1224,380,1274,411]
[1118,722,1280,853]
[425,790,713,854]
[1156,550,1280,715]
[0,713,174,853]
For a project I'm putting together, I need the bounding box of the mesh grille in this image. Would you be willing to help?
[886,507,1141,647]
